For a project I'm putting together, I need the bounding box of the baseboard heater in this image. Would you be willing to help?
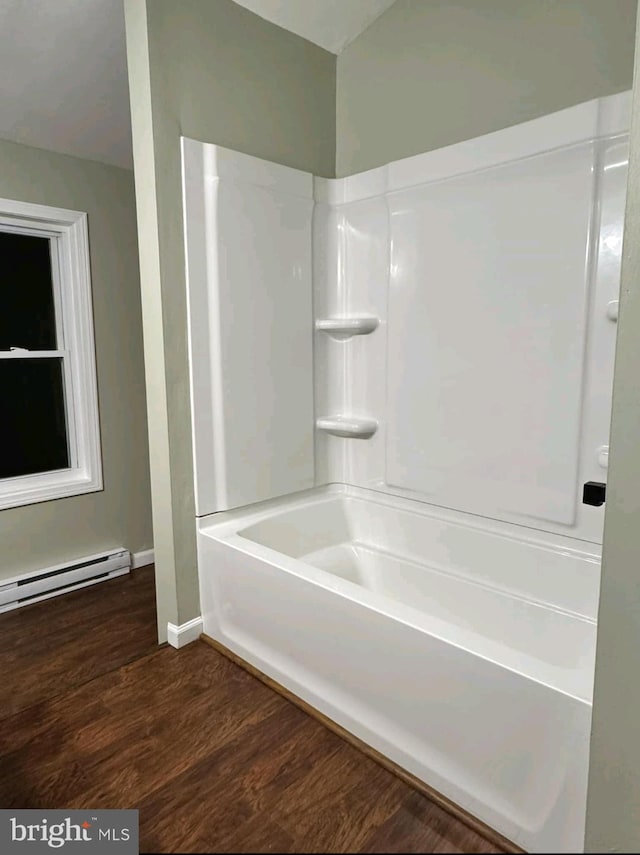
[0,549,131,614]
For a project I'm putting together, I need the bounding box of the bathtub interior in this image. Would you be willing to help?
[238,492,600,619]
[232,490,598,701]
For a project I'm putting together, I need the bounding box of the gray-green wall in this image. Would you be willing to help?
[336,0,637,176]
[124,0,336,639]
[0,139,152,580]
[587,14,640,852]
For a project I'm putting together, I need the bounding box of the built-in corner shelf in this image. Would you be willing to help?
[315,316,379,340]
[316,416,378,439]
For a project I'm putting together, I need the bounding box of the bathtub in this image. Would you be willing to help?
[197,484,599,852]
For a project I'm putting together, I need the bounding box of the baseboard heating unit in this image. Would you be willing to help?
[0,549,131,613]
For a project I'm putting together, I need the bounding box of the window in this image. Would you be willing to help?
[0,198,102,509]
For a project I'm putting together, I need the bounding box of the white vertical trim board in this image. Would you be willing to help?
[131,548,154,568]
[167,617,203,648]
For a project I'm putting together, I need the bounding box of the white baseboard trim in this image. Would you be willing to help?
[131,548,154,569]
[167,617,203,649]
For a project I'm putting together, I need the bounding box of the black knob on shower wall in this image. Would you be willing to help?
[583,482,606,506]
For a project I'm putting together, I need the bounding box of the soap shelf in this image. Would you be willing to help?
[315,316,379,339]
[316,416,378,439]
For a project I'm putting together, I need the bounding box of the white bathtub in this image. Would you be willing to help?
[197,484,600,852]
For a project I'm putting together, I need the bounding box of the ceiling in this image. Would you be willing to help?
[0,0,132,169]
[232,0,397,54]
[0,0,396,170]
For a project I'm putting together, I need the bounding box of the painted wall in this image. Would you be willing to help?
[124,0,336,639]
[0,138,152,580]
[586,14,640,851]
[336,0,637,176]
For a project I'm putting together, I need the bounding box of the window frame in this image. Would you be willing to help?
[0,197,102,509]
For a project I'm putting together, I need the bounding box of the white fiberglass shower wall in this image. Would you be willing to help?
[181,91,630,853]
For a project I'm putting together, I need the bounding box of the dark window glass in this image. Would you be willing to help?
[0,358,69,478]
[0,231,56,351]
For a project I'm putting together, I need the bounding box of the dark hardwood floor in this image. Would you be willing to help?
[0,566,505,853]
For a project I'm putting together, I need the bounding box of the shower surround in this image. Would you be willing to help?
[181,91,630,852]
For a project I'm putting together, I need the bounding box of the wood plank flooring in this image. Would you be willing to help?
[0,566,505,853]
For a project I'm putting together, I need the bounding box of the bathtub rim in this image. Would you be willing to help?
[198,482,603,560]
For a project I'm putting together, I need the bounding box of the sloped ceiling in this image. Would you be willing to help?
[0,0,397,169]
[232,0,397,53]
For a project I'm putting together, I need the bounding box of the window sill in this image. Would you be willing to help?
[0,468,103,511]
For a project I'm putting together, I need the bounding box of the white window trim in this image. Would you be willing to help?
[0,197,102,510]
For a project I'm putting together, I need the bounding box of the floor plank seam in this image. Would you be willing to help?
[0,645,164,726]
